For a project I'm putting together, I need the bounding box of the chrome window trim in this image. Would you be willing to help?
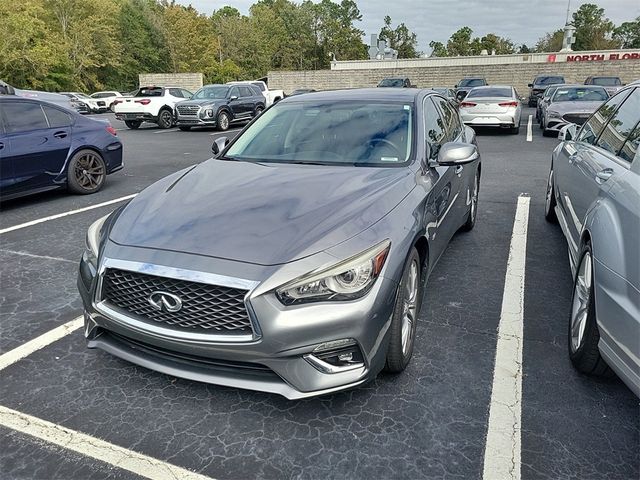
[93,258,261,344]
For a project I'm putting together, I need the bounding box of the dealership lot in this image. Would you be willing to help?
[0,110,638,479]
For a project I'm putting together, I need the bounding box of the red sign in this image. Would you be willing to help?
[566,52,640,62]
[547,54,557,62]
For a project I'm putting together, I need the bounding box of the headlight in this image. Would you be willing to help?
[84,213,110,267]
[276,240,391,305]
[548,110,561,118]
[205,108,214,117]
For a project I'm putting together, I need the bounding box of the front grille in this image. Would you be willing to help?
[101,269,253,334]
[97,101,106,106]
[176,105,200,116]
[563,113,590,125]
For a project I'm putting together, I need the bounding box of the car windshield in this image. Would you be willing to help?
[379,79,405,87]
[543,86,560,99]
[75,93,90,99]
[459,79,484,87]
[590,77,621,86]
[552,87,608,102]
[467,87,512,98]
[535,76,564,85]
[225,101,413,166]
[193,86,229,99]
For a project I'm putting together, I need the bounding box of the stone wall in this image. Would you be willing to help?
[138,73,203,92]
[269,60,640,96]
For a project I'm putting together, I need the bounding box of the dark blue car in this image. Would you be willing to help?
[0,97,123,200]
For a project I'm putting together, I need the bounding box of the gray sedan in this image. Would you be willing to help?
[78,89,482,399]
[541,85,609,136]
[545,84,639,397]
[458,85,522,134]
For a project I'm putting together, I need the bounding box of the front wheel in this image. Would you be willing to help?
[568,243,612,376]
[254,106,264,117]
[544,167,558,223]
[461,170,480,231]
[385,248,422,372]
[157,109,173,129]
[67,149,106,194]
[217,111,230,131]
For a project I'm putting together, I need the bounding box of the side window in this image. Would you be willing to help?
[239,86,252,97]
[424,98,446,161]
[181,89,192,98]
[433,96,462,140]
[618,123,639,163]
[43,106,72,128]
[168,88,183,98]
[229,87,240,99]
[595,88,640,161]
[577,89,632,145]
[3,102,49,133]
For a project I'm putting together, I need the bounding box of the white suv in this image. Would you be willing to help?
[113,86,193,129]
[91,91,124,112]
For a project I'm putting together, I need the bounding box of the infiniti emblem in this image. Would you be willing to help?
[148,291,183,313]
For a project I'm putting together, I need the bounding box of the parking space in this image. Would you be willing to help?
[0,108,638,479]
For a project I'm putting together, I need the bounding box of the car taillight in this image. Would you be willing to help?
[106,126,117,136]
[135,99,151,105]
[498,101,519,107]
[460,102,477,108]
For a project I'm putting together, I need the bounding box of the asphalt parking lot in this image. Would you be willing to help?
[0,109,638,479]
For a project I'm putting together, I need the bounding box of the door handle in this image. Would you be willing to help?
[595,168,614,184]
[454,165,463,176]
[53,131,68,139]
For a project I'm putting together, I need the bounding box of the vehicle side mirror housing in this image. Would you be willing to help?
[528,83,533,88]
[454,84,458,88]
[558,124,577,142]
[229,95,238,101]
[437,142,479,166]
[211,137,229,156]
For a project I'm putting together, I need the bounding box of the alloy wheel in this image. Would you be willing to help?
[219,114,229,130]
[545,169,554,215]
[74,152,105,191]
[401,259,419,356]
[160,110,172,128]
[470,173,479,223]
[570,252,592,353]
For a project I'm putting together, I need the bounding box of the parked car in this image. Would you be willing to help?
[536,84,565,124]
[91,91,125,111]
[527,75,565,107]
[541,85,609,136]
[430,87,458,106]
[378,77,413,88]
[61,92,107,113]
[4,81,74,110]
[227,80,283,107]
[584,76,623,96]
[78,88,482,399]
[455,76,487,100]
[175,84,265,131]
[0,97,123,200]
[545,84,639,397]
[113,86,193,129]
[0,80,16,95]
[289,88,317,96]
[458,85,522,134]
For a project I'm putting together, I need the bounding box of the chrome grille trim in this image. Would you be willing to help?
[176,105,201,116]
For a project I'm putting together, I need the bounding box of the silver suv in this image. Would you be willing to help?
[545,84,639,397]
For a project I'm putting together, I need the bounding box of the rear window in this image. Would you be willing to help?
[136,87,163,97]
[459,78,485,88]
[251,82,265,92]
[467,87,512,98]
[590,77,622,86]
[535,76,564,85]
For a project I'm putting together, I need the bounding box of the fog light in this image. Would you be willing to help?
[304,339,365,374]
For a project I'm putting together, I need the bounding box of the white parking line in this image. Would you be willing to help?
[0,249,77,264]
[482,194,530,480]
[0,317,83,372]
[0,194,136,235]
[526,115,533,142]
[0,405,214,480]
[153,128,179,134]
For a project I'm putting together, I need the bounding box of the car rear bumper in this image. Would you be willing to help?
[115,112,157,122]
[461,112,518,127]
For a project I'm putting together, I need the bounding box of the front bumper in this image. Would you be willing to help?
[176,117,216,127]
[545,113,590,132]
[77,249,398,399]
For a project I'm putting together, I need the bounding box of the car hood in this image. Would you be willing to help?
[177,99,222,107]
[109,159,415,266]
[547,101,603,114]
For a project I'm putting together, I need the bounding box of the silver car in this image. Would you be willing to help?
[458,85,522,134]
[545,84,640,397]
[541,85,609,136]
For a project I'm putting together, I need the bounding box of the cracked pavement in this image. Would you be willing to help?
[0,111,637,479]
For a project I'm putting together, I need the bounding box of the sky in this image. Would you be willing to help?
[177,0,639,54]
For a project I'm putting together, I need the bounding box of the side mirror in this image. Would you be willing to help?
[528,83,533,88]
[454,84,458,88]
[437,142,479,166]
[229,95,238,101]
[211,136,229,156]
[558,124,577,142]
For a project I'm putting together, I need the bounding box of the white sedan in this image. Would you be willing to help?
[458,85,522,134]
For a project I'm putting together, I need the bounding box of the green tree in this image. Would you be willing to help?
[614,17,640,49]
[379,15,420,58]
[446,27,474,56]
[571,3,620,50]
[534,29,564,52]
[518,44,531,54]
[478,33,515,55]
[428,41,447,57]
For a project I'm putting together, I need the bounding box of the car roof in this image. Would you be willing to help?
[0,95,76,110]
[470,85,513,89]
[279,88,423,103]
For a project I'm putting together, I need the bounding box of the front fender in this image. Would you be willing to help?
[583,197,627,280]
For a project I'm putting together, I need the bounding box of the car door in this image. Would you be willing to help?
[422,96,462,259]
[554,89,633,255]
[238,86,255,117]
[1,100,72,193]
[0,109,15,193]
[227,86,244,119]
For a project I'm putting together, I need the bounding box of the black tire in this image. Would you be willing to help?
[528,100,536,107]
[157,108,173,129]
[568,243,613,377]
[384,248,423,373]
[67,149,106,195]
[254,106,264,117]
[178,126,191,131]
[217,110,230,131]
[461,169,480,231]
[125,120,141,129]
[544,166,558,223]
[510,125,520,135]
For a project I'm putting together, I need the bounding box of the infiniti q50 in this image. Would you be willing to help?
[78,89,482,399]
